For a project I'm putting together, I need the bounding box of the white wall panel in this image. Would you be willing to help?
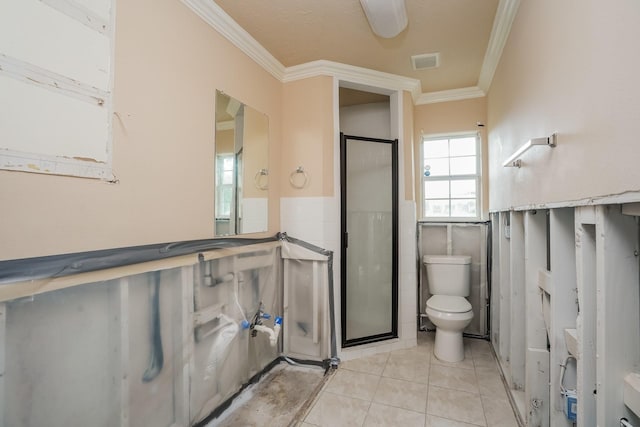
[0,0,110,90]
[0,76,108,161]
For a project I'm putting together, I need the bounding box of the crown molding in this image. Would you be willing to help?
[180,0,285,81]
[477,0,521,92]
[181,0,517,105]
[416,86,486,105]
[284,60,422,101]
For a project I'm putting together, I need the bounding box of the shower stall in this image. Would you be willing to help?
[340,133,398,347]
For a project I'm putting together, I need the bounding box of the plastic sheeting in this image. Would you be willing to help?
[281,240,332,362]
[419,222,490,336]
[191,246,282,423]
[0,236,278,284]
[0,235,337,427]
[4,268,186,427]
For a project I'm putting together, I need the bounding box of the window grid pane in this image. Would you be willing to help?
[449,155,477,175]
[423,139,449,158]
[424,180,450,199]
[451,199,477,217]
[449,137,476,157]
[424,199,450,217]
[422,134,479,219]
[423,157,449,177]
[450,179,476,199]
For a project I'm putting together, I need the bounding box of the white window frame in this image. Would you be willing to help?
[215,154,235,219]
[420,132,482,221]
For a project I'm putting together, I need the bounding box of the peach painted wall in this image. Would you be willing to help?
[488,0,640,211]
[281,76,334,198]
[242,107,269,199]
[216,129,234,154]
[413,97,488,217]
[0,0,282,260]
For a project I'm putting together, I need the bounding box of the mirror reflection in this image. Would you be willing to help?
[214,91,269,236]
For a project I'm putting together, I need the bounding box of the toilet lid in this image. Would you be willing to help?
[426,295,472,313]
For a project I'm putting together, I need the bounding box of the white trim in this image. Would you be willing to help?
[420,133,482,221]
[40,0,110,34]
[0,54,108,107]
[477,0,521,92]
[180,0,518,104]
[179,0,285,81]
[416,86,485,105]
[490,190,640,213]
[0,148,113,180]
[421,130,480,139]
[285,60,422,102]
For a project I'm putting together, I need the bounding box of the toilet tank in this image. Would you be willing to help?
[424,255,471,297]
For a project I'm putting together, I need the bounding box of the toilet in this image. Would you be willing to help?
[424,255,473,363]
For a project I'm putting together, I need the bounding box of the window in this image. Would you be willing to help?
[215,154,235,218]
[422,134,480,219]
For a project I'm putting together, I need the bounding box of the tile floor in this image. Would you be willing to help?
[301,332,520,427]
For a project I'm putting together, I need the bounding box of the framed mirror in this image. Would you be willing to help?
[214,91,269,236]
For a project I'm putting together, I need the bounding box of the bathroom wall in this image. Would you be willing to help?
[0,242,298,427]
[488,0,640,211]
[414,97,488,218]
[281,76,335,200]
[0,0,283,261]
[340,102,391,139]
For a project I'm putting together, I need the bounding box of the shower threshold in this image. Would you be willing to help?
[204,361,330,427]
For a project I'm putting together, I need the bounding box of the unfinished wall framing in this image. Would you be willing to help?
[418,222,489,337]
[0,237,335,427]
[491,204,640,426]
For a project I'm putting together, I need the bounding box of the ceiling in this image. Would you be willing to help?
[213,0,501,94]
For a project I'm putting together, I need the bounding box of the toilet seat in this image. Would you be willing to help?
[426,295,472,313]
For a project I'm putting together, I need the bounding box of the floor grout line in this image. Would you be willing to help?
[302,333,519,427]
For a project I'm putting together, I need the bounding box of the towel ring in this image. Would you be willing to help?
[289,166,308,189]
[254,169,268,190]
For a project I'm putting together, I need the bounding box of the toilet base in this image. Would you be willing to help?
[433,329,465,363]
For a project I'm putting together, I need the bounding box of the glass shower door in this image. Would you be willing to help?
[340,133,398,347]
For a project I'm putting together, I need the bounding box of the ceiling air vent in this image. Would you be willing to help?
[411,53,440,70]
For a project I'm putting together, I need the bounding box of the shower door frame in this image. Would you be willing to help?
[340,133,399,348]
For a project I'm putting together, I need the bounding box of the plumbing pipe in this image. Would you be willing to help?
[253,324,278,347]
[232,273,249,325]
[203,270,234,287]
[274,316,282,345]
[560,355,577,395]
[621,418,634,427]
[252,317,281,347]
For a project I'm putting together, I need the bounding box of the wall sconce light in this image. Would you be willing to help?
[360,0,408,38]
